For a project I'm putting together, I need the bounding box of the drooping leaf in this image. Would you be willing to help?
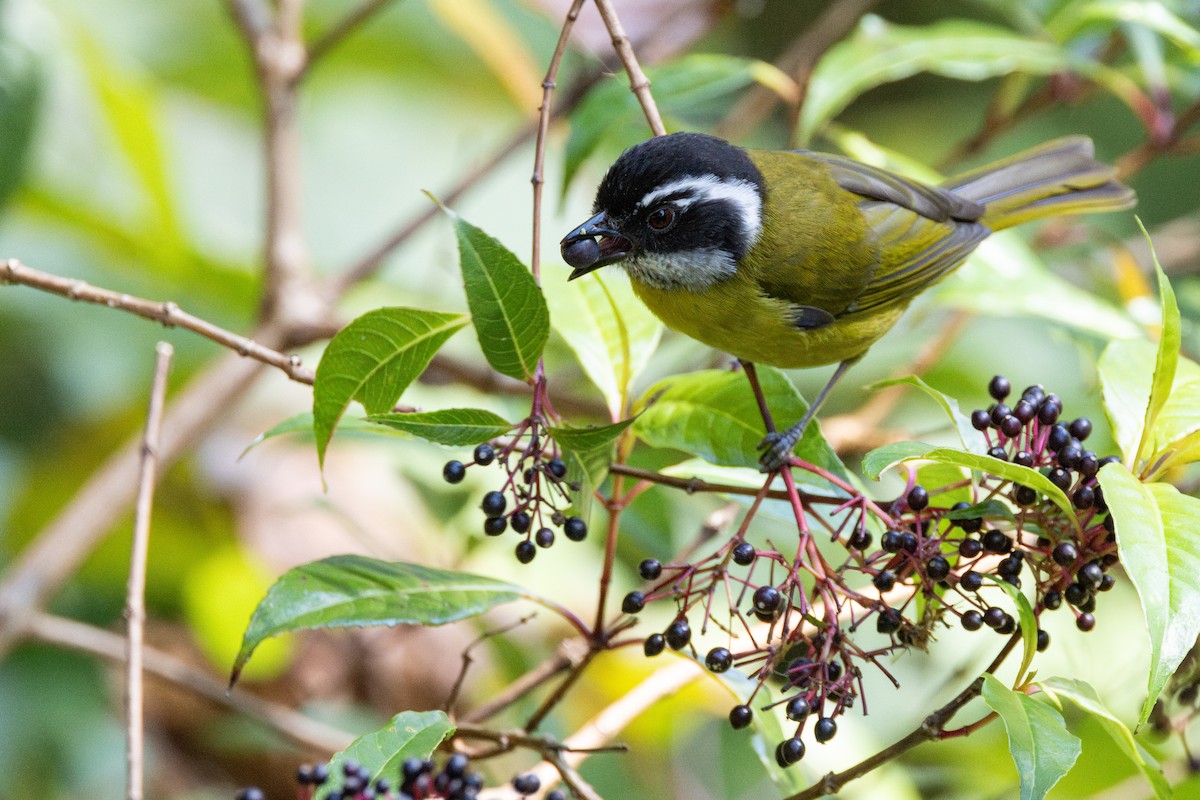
[242,412,410,457]
[438,203,549,382]
[861,442,1079,532]
[991,576,1039,685]
[801,17,1074,145]
[981,675,1082,800]
[312,308,469,468]
[543,267,662,419]
[320,711,455,800]
[232,557,521,682]
[1138,233,1181,468]
[1098,463,1200,726]
[369,408,514,446]
[633,367,848,481]
[870,375,986,452]
[1039,678,1170,799]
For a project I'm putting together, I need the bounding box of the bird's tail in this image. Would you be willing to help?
[941,136,1135,231]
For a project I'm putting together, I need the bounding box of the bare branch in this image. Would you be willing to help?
[1,260,317,382]
[592,0,666,136]
[125,342,173,800]
[29,612,354,754]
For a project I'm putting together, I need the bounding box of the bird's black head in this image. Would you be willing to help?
[560,132,765,290]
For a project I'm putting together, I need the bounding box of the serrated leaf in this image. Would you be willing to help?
[312,308,469,468]
[1039,677,1170,800]
[232,557,521,682]
[801,18,1073,145]
[1097,463,1200,726]
[632,367,848,481]
[369,408,514,446]
[551,419,635,490]
[543,267,662,419]
[320,711,455,800]
[871,376,986,453]
[862,442,1079,533]
[439,205,548,382]
[981,674,1081,800]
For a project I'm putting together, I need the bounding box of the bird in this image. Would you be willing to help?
[559,132,1135,471]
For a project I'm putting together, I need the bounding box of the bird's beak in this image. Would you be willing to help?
[560,211,633,281]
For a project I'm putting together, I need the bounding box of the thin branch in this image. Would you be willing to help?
[302,0,395,79]
[461,640,586,724]
[29,612,354,754]
[592,0,666,136]
[125,342,172,800]
[1,259,318,383]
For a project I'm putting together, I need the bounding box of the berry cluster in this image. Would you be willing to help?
[442,420,587,563]
[238,756,562,800]
[620,375,1121,766]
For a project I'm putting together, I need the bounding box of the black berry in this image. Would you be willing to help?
[753,585,783,614]
[785,696,811,721]
[639,558,663,580]
[962,610,984,631]
[877,608,902,634]
[959,570,983,592]
[644,633,665,657]
[563,516,587,541]
[729,704,752,729]
[732,542,756,565]
[1068,417,1093,441]
[481,491,507,518]
[443,461,466,484]
[665,618,692,650]
[484,516,506,536]
[982,529,1012,554]
[873,570,896,592]
[1046,424,1070,452]
[971,409,992,430]
[706,647,733,672]
[926,555,951,581]
[1077,613,1096,632]
[775,737,806,767]
[1037,629,1050,652]
[622,591,645,614]
[1052,541,1078,566]
[813,717,838,743]
[881,530,903,553]
[510,510,531,533]
[989,375,1012,401]
[513,774,540,795]
[535,526,555,547]
[983,606,1007,629]
[959,538,983,558]
[547,458,568,479]
[515,540,536,563]
[907,485,929,511]
[473,443,495,466]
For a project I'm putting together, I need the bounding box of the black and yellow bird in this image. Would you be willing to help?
[560,132,1135,469]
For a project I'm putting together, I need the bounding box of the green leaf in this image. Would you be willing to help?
[543,267,662,418]
[1039,677,1170,800]
[801,18,1073,145]
[232,557,521,682]
[242,412,410,457]
[862,442,1079,531]
[550,419,635,490]
[321,711,455,800]
[991,576,1039,685]
[632,367,847,480]
[312,308,469,469]
[439,204,549,382]
[369,408,514,446]
[981,674,1082,800]
[1097,463,1200,726]
[860,441,939,480]
[870,376,985,452]
[946,499,1015,523]
[1138,231,1181,466]
[1099,338,1155,466]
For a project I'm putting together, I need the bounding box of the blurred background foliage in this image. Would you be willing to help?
[0,0,1198,798]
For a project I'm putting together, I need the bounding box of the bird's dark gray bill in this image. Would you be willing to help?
[560,211,630,280]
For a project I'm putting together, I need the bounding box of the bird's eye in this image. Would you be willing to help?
[646,205,676,231]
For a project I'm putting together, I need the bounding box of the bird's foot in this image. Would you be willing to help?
[757,427,801,473]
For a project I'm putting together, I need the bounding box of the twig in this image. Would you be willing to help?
[446,613,539,717]
[29,612,354,754]
[125,342,172,800]
[786,632,1021,800]
[461,640,586,724]
[592,0,666,136]
[531,0,587,282]
[607,462,836,505]
[1,260,317,382]
[301,0,394,77]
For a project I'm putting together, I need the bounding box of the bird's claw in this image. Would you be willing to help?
[757,431,795,473]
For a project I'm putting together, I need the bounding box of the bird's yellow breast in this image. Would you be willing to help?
[628,276,904,369]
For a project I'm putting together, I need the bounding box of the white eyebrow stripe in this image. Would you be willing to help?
[637,174,763,244]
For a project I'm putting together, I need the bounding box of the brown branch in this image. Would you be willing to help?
[125,342,172,800]
[302,0,395,76]
[1,260,318,382]
[29,612,354,754]
[461,640,586,725]
[592,0,666,136]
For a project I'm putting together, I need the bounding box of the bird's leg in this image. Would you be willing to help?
[739,360,777,434]
[757,359,856,472]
